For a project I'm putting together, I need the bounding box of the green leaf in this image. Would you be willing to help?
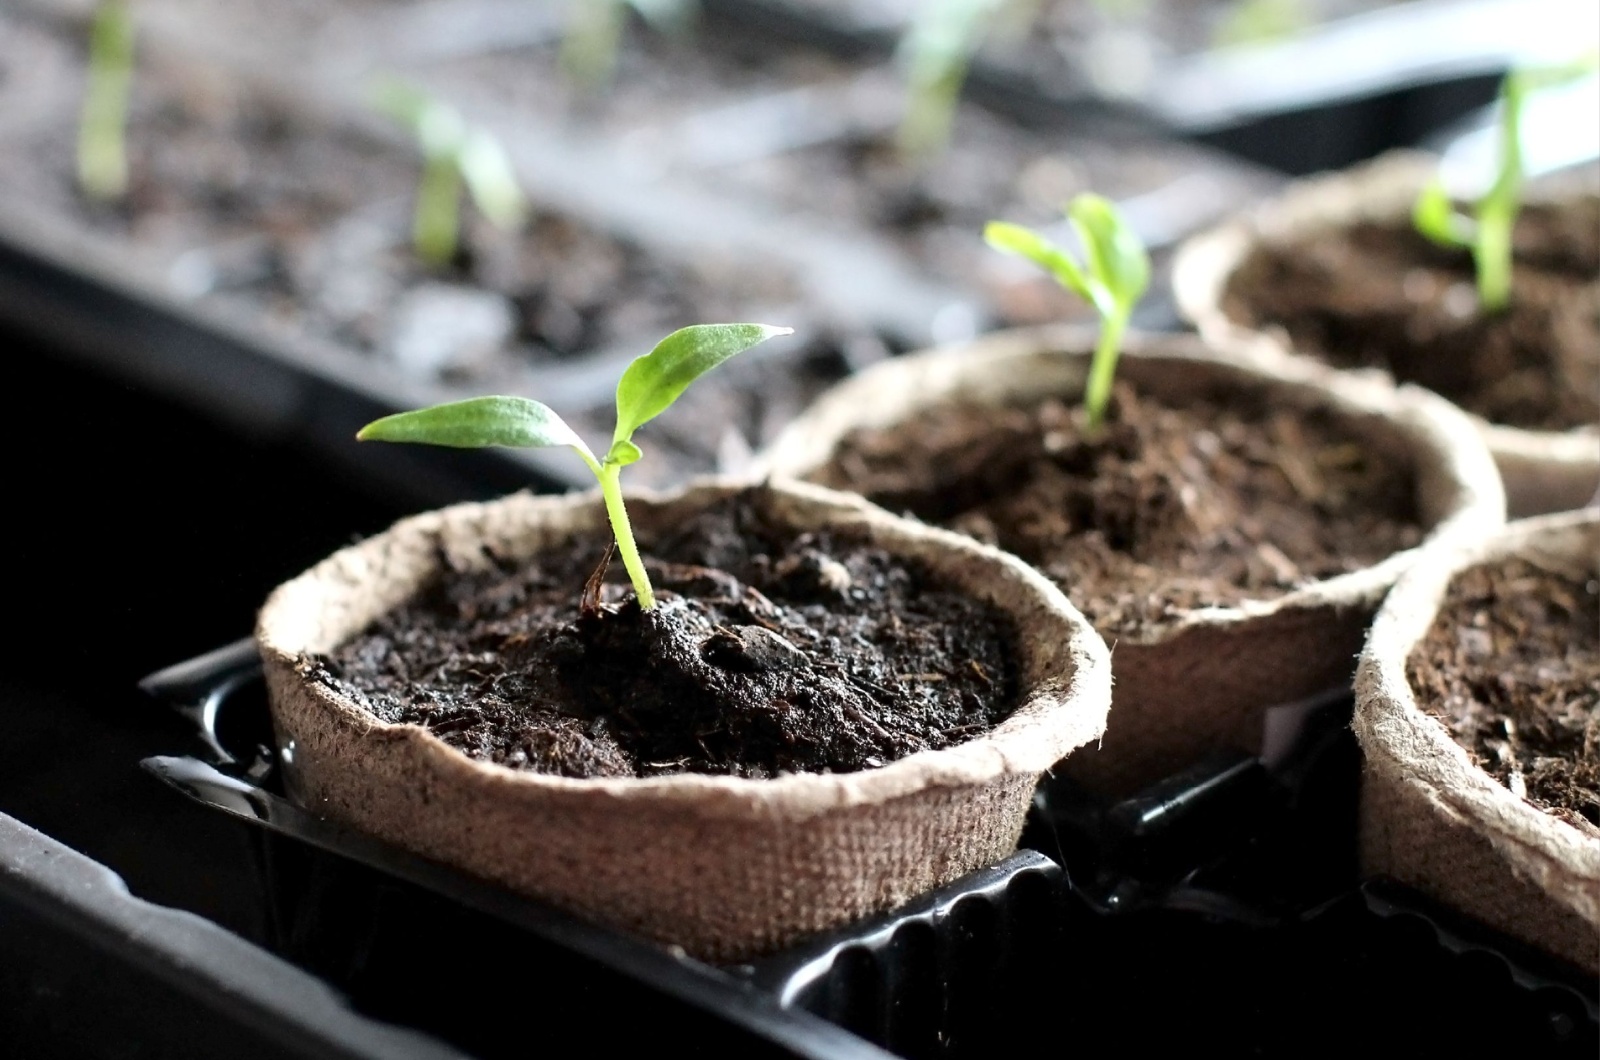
[1412,178,1473,249]
[1068,194,1149,314]
[611,323,792,448]
[983,221,1092,303]
[357,396,596,464]
[370,78,465,159]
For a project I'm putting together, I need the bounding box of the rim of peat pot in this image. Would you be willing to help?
[1171,149,1600,519]
[756,325,1505,794]
[1352,509,1600,975]
[255,478,1112,960]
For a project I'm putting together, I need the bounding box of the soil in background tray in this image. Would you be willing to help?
[1406,554,1600,833]
[0,11,824,482]
[1221,201,1600,432]
[311,490,1020,779]
[811,383,1422,637]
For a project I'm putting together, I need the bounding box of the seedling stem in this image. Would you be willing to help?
[77,0,135,202]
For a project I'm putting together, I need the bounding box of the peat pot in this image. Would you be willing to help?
[758,326,1504,794]
[1354,509,1600,975]
[1173,150,1600,518]
[256,479,1111,960]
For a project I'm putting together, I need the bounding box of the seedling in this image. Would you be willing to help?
[895,0,1013,160]
[372,80,528,268]
[561,0,697,90]
[984,194,1149,431]
[357,323,791,609]
[77,0,135,202]
[1412,55,1598,313]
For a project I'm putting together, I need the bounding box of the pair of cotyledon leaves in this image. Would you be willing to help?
[983,193,1149,323]
[357,323,793,470]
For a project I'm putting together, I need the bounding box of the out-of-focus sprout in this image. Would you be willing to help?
[561,0,698,91]
[896,0,1021,161]
[985,193,1150,431]
[77,0,135,202]
[1211,0,1311,49]
[358,323,791,609]
[372,80,528,269]
[1413,54,1600,313]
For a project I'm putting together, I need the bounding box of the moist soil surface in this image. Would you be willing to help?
[310,491,1020,779]
[1222,201,1600,432]
[1406,554,1600,834]
[812,383,1422,637]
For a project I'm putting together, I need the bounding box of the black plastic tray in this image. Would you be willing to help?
[133,639,1598,1059]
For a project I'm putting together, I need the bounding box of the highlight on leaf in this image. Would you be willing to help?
[984,192,1149,431]
[371,78,528,268]
[1411,53,1599,313]
[356,323,792,610]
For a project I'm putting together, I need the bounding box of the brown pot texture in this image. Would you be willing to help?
[1172,150,1600,518]
[256,478,1111,961]
[1353,510,1600,974]
[757,325,1504,795]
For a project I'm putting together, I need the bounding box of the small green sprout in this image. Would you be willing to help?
[372,80,528,269]
[984,194,1150,432]
[1413,55,1599,313]
[77,0,135,202]
[895,0,1013,160]
[561,0,697,91]
[356,323,791,609]
[1211,0,1311,49]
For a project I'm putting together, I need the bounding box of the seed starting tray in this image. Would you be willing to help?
[110,639,1599,1059]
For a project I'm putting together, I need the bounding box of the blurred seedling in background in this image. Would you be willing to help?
[984,194,1149,432]
[1211,0,1312,49]
[372,80,528,269]
[562,0,698,91]
[1412,54,1599,313]
[896,0,1031,161]
[357,323,791,610]
[77,0,135,202]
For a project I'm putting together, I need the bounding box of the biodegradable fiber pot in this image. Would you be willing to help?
[757,326,1504,794]
[1172,150,1600,519]
[1353,510,1600,974]
[256,479,1112,960]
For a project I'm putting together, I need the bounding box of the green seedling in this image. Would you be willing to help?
[895,0,1018,160]
[356,323,791,609]
[1412,55,1598,313]
[561,0,697,90]
[77,0,135,202]
[372,80,528,268]
[984,194,1149,431]
[1211,0,1311,49]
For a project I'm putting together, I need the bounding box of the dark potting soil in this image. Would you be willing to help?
[812,384,1422,637]
[311,491,1020,779]
[1221,202,1600,432]
[1406,554,1600,833]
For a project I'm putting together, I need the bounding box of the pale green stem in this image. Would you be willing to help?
[562,0,626,90]
[1083,311,1127,432]
[77,0,134,202]
[414,153,462,268]
[1474,204,1513,313]
[597,461,656,609]
[897,65,963,161]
